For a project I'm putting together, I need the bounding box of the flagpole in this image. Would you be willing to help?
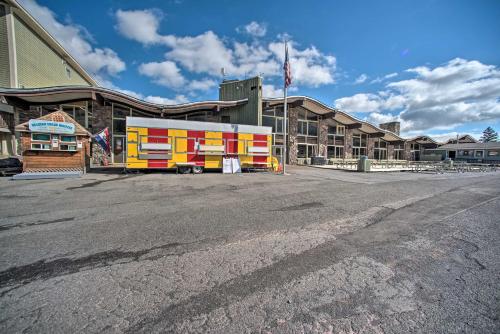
[283,41,288,175]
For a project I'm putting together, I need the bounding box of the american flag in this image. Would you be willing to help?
[283,42,292,88]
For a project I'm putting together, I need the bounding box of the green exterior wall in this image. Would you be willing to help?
[0,3,10,87]
[14,14,91,88]
[219,76,262,126]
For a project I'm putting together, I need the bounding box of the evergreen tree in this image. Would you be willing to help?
[480,127,498,142]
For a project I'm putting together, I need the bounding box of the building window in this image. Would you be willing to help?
[31,143,51,150]
[31,133,51,142]
[263,107,288,164]
[327,146,344,159]
[327,123,345,159]
[60,144,77,151]
[31,133,52,150]
[221,115,231,123]
[31,133,55,150]
[296,109,318,159]
[475,150,484,158]
[394,143,405,160]
[373,138,388,160]
[487,150,499,156]
[352,133,367,158]
[60,102,89,129]
[112,104,131,135]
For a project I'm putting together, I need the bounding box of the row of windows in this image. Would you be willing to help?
[31,133,77,151]
[459,150,500,157]
[32,133,76,142]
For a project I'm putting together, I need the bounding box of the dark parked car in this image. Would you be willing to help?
[0,157,23,176]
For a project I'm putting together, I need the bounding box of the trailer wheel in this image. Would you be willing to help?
[192,166,204,174]
[178,166,192,174]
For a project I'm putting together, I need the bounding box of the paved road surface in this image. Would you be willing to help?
[0,167,499,333]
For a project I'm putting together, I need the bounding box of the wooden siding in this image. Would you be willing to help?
[20,134,90,170]
[0,3,10,87]
[14,14,91,88]
[219,77,262,126]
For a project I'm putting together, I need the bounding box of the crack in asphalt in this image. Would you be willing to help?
[66,174,138,190]
[0,242,186,293]
[451,236,487,271]
[0,217,76,232]
[276,202,324,211]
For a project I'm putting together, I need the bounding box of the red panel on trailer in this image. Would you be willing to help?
[253,134,268,165]
[223,132,238,156]
[147,128,169,168]
[187,130,205,166]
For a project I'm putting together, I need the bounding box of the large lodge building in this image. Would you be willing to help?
[1,0,499,166]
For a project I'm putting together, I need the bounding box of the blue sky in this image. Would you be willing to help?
[20,0,500,140]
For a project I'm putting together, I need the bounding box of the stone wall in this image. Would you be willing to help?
[404,143,412,160]
[91,102,112,133]
[318,117,328,157]
[17,107,41,124]
[287,107,298,164]
[90,101,112,165]
[387,144,395,160]
[367,136,376,159]
[344,128,353,159]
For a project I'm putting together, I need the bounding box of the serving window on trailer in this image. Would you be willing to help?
[126,117,272,172]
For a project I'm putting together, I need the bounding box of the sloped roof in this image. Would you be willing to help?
[444,134,478,144]
[436,142,500,150]
[15,110,91,136]
[407,135,438,144]
[263,96,405,142]
[6,0,97,86]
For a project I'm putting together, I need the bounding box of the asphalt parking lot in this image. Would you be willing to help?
[0,166,499,333]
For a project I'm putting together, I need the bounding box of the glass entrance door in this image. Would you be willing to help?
[113,136,125,164]
[272,145,283,164]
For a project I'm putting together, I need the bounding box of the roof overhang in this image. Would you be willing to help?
[0,86,248,115]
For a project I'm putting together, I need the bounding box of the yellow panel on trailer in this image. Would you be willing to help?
[169,129,187,168]
[205,131,223,169]
[126,126,148,169]
[238,133,253,167]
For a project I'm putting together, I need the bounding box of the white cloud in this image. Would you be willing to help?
[138,61,186,88]
[187,78,217,91]
[115,9,337,89]
[262,84,284,98]
[236,21,267,37]
[354,74,368,84]
[115,9,166,45]
[20,0,125,79]
[164,31,235,76]
[138,61,216,92]
[335,58,500,133]
[144,95,189,105]
[336,93,382,113]
[335,93,403,113]
[370,72,398,84]
[97,77,189,106]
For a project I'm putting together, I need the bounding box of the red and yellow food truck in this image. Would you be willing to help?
[126,117,273,173]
